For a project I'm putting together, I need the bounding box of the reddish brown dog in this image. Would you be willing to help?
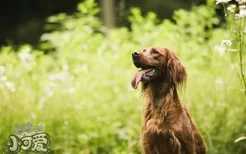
[131,47,206,154]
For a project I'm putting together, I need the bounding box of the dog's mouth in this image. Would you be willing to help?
[131,68,158,89]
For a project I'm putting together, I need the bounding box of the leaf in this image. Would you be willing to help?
[234,136,246,143]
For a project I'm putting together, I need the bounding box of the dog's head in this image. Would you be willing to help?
[131,47,187,89]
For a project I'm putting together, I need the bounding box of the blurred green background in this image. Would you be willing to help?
[0,0,246,153]
[0,0,208,45]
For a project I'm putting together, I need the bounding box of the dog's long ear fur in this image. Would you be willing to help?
[166,50,187,86]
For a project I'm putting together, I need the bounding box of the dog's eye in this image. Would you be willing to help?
[152,49,159,54]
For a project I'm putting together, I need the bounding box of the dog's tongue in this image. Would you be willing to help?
[131,69,152,89]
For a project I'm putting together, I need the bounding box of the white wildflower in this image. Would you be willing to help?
[240,8,246,16]
[227,5,236,13]
[236,0,246,4]
[239,5,246,9]
[216,0,232,4]
[236,9,246,18]
[221,40,232,46]
[227,6,232,11]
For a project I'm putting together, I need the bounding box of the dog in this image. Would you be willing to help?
[131,47,206,154]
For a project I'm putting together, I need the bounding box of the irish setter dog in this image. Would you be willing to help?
[131,47,206,154]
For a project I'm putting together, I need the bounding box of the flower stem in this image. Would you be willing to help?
[239,18,246,95]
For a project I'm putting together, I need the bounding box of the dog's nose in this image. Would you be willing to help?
[132,52,140,57]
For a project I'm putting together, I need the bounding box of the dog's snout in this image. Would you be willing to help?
[132,51,142,68]
[132,52,140,57]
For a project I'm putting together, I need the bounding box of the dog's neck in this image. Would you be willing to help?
[143,80,180,105]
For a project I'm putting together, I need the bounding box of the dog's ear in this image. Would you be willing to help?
[166,50,187,86]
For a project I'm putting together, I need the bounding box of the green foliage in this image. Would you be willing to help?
[0,0,246,153]
[216,0,246,95]
[217,0,246,145]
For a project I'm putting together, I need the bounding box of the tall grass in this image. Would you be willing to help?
[0,0,245,153]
